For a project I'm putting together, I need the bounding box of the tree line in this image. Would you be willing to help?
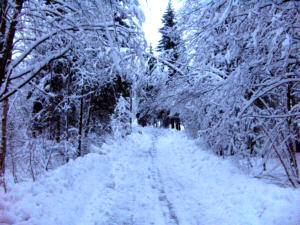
[0,0,299,190]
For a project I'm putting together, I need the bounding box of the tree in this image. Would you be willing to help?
[174,0,300,187]
[136,45,160,127]
[0,0,146,190]
[156,1,183,129]
[157,0,181,77]
[111,96,133,138]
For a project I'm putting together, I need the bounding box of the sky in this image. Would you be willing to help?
[140,0,182,49]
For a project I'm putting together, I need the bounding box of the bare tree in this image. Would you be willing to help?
[0,0,146,190]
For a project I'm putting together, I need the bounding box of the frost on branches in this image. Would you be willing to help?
[0,0,299,193]
[110,96,134,139]
[161,0,300,187]
[0,0,146,187]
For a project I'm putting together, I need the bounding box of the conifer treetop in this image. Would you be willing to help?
[157,0,179,52]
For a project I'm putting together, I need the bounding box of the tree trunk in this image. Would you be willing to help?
[0,0,8,51]
[0,0,24,89]
[129,92,133,133]
[56,114,61,143]
[176,120,181,131]
[286,84,299,181]
[171,118,175,129]
[77,87,84,157]
[0,0,24,191]
[83,99,92,154]
[65,73,72,162]
[0,99,8,192]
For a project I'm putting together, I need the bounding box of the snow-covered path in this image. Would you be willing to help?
[154,131,299,225]
[1,128,299,225]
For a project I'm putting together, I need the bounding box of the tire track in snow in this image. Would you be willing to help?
[149,132,180,225]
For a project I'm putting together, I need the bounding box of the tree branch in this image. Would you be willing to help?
[0,46,70,102]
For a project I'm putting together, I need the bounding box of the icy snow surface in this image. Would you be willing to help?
[1,127,299,225]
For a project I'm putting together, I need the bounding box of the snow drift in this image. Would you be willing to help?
[1,128,299,225]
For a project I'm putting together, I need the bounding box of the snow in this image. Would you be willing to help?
[1,127,299,225]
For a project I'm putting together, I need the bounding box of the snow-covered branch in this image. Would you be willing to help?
[239,78,300,117]
[0,46,70,102]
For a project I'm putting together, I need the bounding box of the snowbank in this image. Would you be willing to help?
[155,130,300,225]
[1,128,299,225]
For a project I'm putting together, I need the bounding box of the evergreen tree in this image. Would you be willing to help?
[111,96,133,138]
[147,45,157,76]
[157,0,180,77]
[156,1,182,129]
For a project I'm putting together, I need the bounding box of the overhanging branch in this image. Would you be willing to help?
[0,46,70,102]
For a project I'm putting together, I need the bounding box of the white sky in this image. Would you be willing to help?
[140,0,182,49]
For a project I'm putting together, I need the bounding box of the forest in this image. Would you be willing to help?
[0,0,299,224]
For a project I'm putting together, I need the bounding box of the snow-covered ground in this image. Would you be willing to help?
[1,128,299,225]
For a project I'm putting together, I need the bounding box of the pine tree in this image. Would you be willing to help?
[157,0,180,76]
[148,44,157,76]
[156,1,182,129]
[111,96,133,138]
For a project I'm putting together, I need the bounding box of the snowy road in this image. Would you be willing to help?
[149,132,180,225]
[1,128,299,225]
